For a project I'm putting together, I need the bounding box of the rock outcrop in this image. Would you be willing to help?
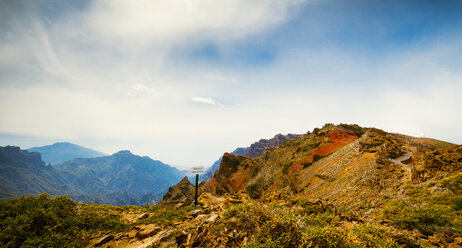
[238,133,301,158]
[160,176,195,206]
[201,133,300,181]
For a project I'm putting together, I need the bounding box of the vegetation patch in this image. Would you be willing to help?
[381,200,453,236]
[0,194,127,247]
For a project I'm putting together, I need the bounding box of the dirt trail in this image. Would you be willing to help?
[391,146,416,181]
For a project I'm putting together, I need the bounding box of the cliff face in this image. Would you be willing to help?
[0,146,73,199]
[200,153,251,195]
[201,133,300,181]
[0,146,47,171]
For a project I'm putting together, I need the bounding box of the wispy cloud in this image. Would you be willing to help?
[131,83,155,94]
[0,0,461,167]
[85,0,305,47]
[192,96,217,105]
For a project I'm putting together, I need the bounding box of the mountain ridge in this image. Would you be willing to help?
[201,133,300,181]
[0,146,186,205]
[199,123,460,205]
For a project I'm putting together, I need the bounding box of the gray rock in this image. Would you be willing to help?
[95,235,114,247]
[188,209,203,217]
[139,213,149,220]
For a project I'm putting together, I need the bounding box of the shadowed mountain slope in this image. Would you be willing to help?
[54,150,186,205]
[0,146,76,200]
[0,147,185,205]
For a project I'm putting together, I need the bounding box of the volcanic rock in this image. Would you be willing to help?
[160,176,195,206]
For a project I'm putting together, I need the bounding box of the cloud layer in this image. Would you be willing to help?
[0,0,461,167]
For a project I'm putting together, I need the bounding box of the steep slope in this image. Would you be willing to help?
[0,146,76,199]
[54,150,186,205]
[28,142,106,164]
[201,133,300,181]
[200,124,461,207]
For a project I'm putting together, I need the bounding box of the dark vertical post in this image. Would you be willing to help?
[195,173,199,206]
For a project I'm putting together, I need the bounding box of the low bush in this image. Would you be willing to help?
[351,224,398,248]
[301,225,352,248]
[382,200,452,236]
[0,194,127,247]
[136,205,195,226]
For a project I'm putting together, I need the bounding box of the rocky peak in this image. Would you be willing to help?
[160,176,195,206]
[201,133,301,181]
[214,153,247,183]
[243,133,301,158]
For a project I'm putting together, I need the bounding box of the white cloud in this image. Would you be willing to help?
[131,83,155,94]
[85,0,304,47]
[192,96,216,105]
[1,0,461,168]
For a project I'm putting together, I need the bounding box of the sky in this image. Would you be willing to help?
[0,0,461,168]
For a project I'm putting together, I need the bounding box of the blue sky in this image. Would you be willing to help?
[0,0,461,168]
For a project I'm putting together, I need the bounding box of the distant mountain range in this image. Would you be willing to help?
[28,142,106,164]
[201,133,300,181]
[1,134,301,205]
[54,150,185,204]
[0,145,185,205]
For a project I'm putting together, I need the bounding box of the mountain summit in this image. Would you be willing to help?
[27,142,106,164]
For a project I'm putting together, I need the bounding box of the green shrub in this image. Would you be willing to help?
[382,200,451,236]
[450,196,462,211]
[303,211,336,227]
[0,194,127,247]
[245,219,302,248]
[442,173,462,194]
[243,207,302,248]
[137,205,194,226]
[352,224,398,248]
[301,225,352,248]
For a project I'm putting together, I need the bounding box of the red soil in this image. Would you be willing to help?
[288,130,359,176]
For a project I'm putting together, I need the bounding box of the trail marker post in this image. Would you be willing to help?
[191,167,204,206]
